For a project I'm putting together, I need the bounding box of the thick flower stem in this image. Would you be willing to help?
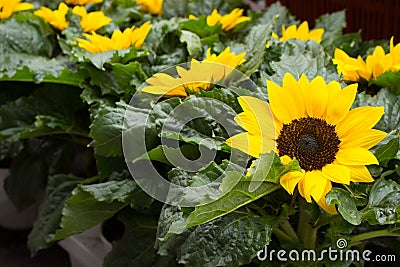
[350,228,400,246]
[297,199,317,249]
[280,220,299,243]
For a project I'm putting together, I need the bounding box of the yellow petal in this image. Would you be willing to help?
[303,171,328,202]
[336,147,379,166]
[236,96,275,137]
[347,165,374,182]
[335,106,384,138]
[226,132,274,158]
[325,83,357,125]
[280,171,304,194]
[340,129,387,150]
[267,80,298,123]
[304,76,329,118]
[316,181,337,214]
[322,163,350,185]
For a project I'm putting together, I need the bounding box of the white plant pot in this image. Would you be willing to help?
[58,224,112,267]
[0,168,39,230]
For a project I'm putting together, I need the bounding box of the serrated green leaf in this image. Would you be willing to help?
[52,181,141,240]
[180,30,202,57]
[369,70,400,93]
[186,179,280,229]
[353,89,400,132]
[375,137,399,165]
[315,10,346,50]
[326,188,362,225]
[28,174,84,255]
[178,212,279,267]
[362,179,400,225]
[241,23,273,76]
[180,16,220,38]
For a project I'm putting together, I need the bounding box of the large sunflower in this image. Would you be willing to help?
[226,73,386,214]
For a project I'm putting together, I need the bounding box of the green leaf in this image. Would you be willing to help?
[28,174,84,255]
[83,62,145,96]
[0,14,53,56]
[163,212,279,267]
[257,2,296,33]
[4,148,47,211]
[89,103,125,157]
[52,179,153,241]
[362,179,400,225]
[374,136,399,165]
[353,89,400,132]
[104,210,178,267]
[315,10,346,50]
[264,40,339,85]
[180,30,202,57]
[0,84,86,142]
[153,94,242,150]
[369,70,400,93]
[186,178,280,229]
[241,23,273,76]
[180,16,220,38]
[326,188,362,225]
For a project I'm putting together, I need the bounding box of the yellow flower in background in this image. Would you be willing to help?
[75,21,151,53]
[142,47,246,97]
[272,21,324,43]
[136,0,163,15]
[72,6,111,32]
[0,0,33,19]
[333,37,400,82]
[34,2,69,30]
[206,8,250,31]
[226,73,386,214]
[66,0,103,5]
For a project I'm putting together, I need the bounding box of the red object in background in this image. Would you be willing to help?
[265,0,400,40]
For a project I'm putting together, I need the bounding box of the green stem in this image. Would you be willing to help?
[280,220,299,243]
[273,228,298,244]
[350,228,400,246]
[81,175,101,184]
[0,77,83,88]
[297,199,317,249]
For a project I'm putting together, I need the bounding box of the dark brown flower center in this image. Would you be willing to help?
[277,117,340,171]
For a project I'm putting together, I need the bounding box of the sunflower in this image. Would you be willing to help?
[226,73,386,214]
[205,8,250,31]
[75,22,151,53]
[34,2,69,30]
[65,0,103,5]
[333,37,400,82]
[71,6,111,32]
[136,0,163,15]
[272,21,324,43]
[0,0,33,20]
[141,46,246,97]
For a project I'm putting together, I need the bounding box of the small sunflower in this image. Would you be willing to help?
[206,8,250,31]
[226,73,386,214]
[34,2,69,30]
[333,37,400,82]
[65,0,103,5]
[75,21,151,53]
[272,21,324,43]
[136,0,163,15]
[72,6,111,32]
[141,46,246,97]
[0,0,33,20]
